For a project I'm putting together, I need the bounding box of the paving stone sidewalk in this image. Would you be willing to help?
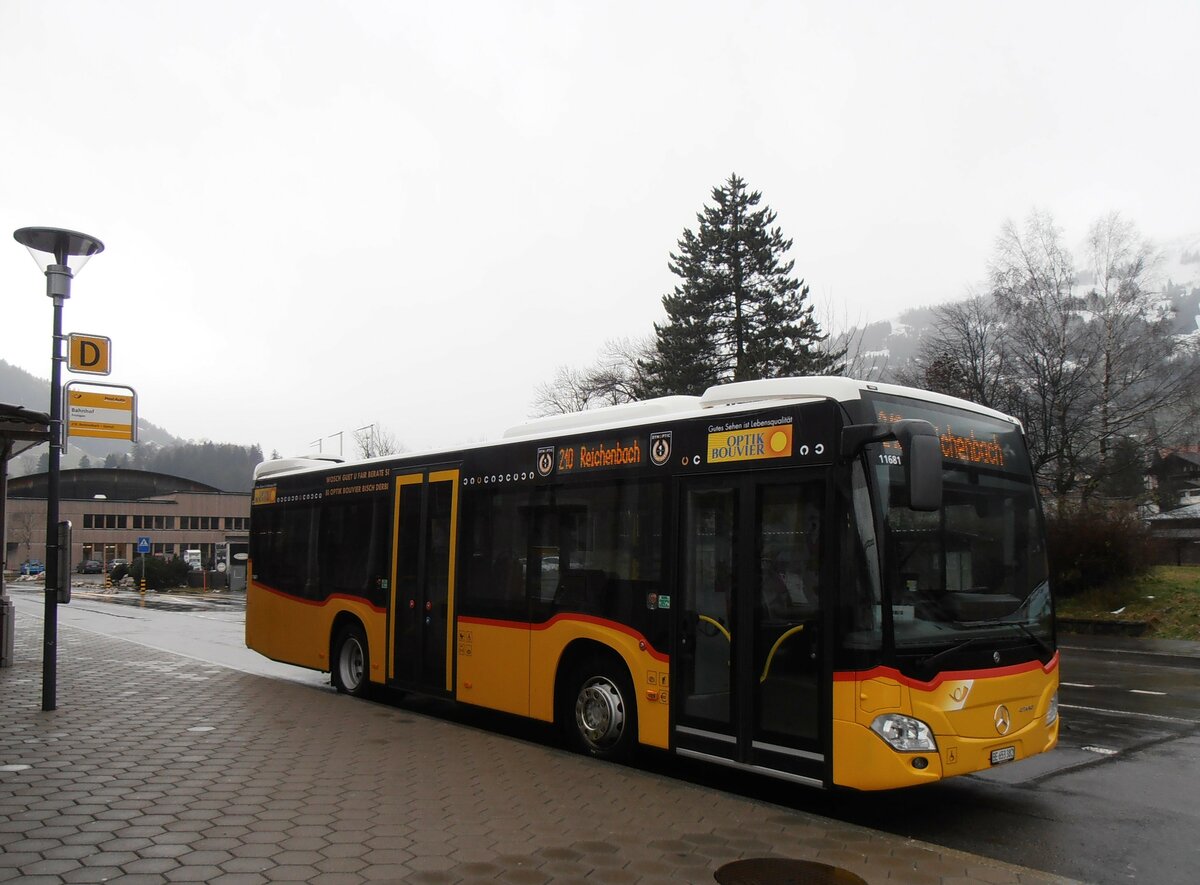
[0,621,1079,884]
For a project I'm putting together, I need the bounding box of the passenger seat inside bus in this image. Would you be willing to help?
[554,569,608,615]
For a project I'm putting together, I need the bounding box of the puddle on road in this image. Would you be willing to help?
[71,589,245,613]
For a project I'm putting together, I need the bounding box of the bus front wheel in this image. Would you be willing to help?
[332,624,370,697]
[564,663,637,761]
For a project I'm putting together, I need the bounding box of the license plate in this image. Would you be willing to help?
[990,746,1016,765]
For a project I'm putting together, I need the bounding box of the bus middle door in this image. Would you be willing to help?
[391,469,459,694]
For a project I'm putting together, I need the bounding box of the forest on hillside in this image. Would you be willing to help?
[1,359,262,491]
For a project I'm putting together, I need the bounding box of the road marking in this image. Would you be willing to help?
[1082,746,1118,756]
[1059,643,1199,664]
[1129,689,1167,696]
[1061,682,1095,688]
[1061,702,1199,725]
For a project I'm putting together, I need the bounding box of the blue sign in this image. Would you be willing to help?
[136,536,152,554]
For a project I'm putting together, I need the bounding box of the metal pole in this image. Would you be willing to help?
[1,440,13,669]
[43,263,71,711]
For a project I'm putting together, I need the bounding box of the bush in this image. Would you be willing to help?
[1046,503,1155,599]
[127,557,192,591]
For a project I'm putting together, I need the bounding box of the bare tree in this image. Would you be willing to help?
[530,365,597,416]
[912,291,1015,411]
[1080,213,1200,497]
[10,510,38,564]
[990,210,1095,502]
[813,293,889,381]
[353,424,406,459]
[530,337,655,417]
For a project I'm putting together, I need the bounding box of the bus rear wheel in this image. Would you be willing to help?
[332,624,370,697]
[564,664,637,761]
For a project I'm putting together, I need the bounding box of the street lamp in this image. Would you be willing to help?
[13,226,105,712]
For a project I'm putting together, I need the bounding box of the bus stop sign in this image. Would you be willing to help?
[68,333,112,375]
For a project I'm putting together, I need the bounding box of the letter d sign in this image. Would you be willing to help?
[68,333,112,375]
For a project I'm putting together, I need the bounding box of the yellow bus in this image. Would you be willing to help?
[247,377,1058,790]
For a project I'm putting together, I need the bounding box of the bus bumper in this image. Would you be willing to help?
[832,663,1061,791]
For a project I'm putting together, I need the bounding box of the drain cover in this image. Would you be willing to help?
[714,858,868,885]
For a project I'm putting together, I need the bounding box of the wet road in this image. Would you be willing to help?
[6,582,1199,883]
[5,581,327,688]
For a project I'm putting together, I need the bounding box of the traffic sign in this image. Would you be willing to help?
[136,537,152,554]
[68,333,111,375]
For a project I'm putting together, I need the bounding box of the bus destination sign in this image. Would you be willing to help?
[542,436,644,476]
[876,407,1006,469]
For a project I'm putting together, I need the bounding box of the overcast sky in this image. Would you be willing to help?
[2,1,1197,459]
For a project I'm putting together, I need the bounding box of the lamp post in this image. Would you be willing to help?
[13,227,105,711]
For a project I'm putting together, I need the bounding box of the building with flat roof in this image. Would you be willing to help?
[4,468,249,585]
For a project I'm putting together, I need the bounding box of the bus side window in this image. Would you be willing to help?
[532,479,667,650]
[459,489,530,621]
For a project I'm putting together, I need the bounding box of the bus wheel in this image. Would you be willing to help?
[332,624,370,697]
[566,665,637,761]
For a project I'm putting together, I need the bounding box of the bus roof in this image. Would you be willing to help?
[254,376,1019,481]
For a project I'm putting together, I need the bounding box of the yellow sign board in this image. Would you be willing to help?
[252,487,277,506]
[66,389,134,441]
[707,423,794,464]
[68,333,112,375]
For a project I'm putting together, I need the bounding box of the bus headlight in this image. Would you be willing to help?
[870,713,937,752]
[1045,692,1059,726]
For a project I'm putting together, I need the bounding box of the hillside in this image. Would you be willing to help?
[845,234,1200,380]
[0,359,261,491]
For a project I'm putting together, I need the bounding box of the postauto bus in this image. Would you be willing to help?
[247,377,1058,790]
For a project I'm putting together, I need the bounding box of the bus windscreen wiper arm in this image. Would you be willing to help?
[920,635,988,672]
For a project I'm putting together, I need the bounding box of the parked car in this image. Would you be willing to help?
[76,560,102,574]
[107,558,129,573]
[19,560,45,576]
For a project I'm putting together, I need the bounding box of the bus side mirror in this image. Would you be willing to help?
[841,419,943,512]
[893,421,942,512]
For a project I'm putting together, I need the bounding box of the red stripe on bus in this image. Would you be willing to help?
[833,652,1059,690]
[251,581,387,615]
[458,613,669,662]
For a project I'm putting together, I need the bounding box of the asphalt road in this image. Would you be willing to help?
[6,583,1200,884]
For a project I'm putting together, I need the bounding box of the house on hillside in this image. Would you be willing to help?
[1145,446,1200,564]
[1147,446,1200,510]
[1145,502,1200,565]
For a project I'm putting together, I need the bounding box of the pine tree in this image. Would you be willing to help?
[639,174,842,396]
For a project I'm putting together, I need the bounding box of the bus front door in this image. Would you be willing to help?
[390,469,459,694]
[674,475,826,786]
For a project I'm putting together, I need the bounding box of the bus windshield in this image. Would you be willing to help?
[864,395,1053,672]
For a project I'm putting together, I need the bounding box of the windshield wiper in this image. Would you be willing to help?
[919,635,989,672]
[1011,622,1053,657]
[919,623,1052,674]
